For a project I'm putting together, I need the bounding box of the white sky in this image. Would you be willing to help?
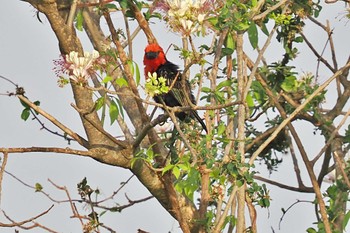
[0,1,349,233]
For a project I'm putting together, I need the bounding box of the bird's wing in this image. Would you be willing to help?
[157,65,195,107]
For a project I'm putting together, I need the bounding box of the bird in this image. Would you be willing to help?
[143,43,207,133]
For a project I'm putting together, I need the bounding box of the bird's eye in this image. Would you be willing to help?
[145,51,160,59]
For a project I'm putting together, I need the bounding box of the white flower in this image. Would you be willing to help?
[155,0,214,36]
[54,50,101,86]
[197,14,205,23]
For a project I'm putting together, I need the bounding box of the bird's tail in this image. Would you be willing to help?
[191,111,208,133]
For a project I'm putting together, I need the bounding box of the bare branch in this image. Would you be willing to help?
[254,175,313,193]
[0,205,55,229]
[0,147,91,157]
[17,95,89,148]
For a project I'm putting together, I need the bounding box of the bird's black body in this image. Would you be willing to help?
[154,60,207,133]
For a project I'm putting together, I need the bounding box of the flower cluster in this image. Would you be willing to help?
[53,50,104,87]
[145,72,169,97]
[154,0,215,36]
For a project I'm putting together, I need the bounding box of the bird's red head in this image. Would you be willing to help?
[143,43,167,78]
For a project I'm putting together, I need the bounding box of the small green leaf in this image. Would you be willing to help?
[225,32,235,51]
[104,3,118,10]
[115,77,128,87]
[19,99,29,108]
[281,76,298,93]
[294,36,303,43]
[216,80,233,90]
[119,0,129,9]
[221,48,234,56]
[261,23,269,36]
[248,22,258,49]
[115,98,124,118]
[343,210,350,229]
[109,100,119,125]
[35,183,43,192]
[217,123,226,136]
[33,101,40,106]
[162,164,174,175]
[21,109,30,121]
[102,75,113,84]
[172,166,181,179]
[134,62,141,86]
[75,10,84,31]
[246,93,254,108]
[127,60,134,77]
[95,97,105,111]
[306,228,317,233]
[207,17,219,28]
[201,87,212,93]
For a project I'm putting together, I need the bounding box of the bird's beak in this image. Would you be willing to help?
[145,51,159,59]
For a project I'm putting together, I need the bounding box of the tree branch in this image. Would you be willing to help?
[17,95,89,148]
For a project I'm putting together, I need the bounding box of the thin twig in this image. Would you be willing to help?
[0,205,54,228]
[285,130,305,188]
[254,175,313,192]
[278,200,312,230]
[17,95,89,148]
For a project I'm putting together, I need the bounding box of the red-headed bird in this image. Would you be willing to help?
[143,43,207,133]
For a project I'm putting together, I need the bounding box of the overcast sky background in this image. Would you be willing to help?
[0,1,349,233]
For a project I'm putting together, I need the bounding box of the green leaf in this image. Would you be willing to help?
[225,32,235,51]
[119,0,129,9]
[109,100,119,125]
[115,77,128,87]
[21,109,30,121]
[172,166,181,179]
[201,87,212,93]
[75,10,84,31]
[246,93,254,108]
[281,76,298,93]
[127,60,134,77]
[127,61,140,86]
[104,3,118,10]
[134,62,141,86]
[294,36,303,43]
[306,228,317,233]
[19,99,29,108]
[102,75,113,84]
[32,101,40,115]
[95,97,105,111]
[216,80,233,90]
[248,22,258,49]
[115,98,124,118]
[261,23,269,36]
[162,164,174,175]
[221,48,234,56]
[343,210,350,229]
[207,17,219,28]
[35,183,43,192]
[217,123,226,136]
